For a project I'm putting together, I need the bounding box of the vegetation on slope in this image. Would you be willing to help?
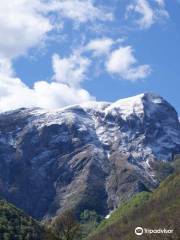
[0,199,101,240]
[0,199,56,240]
[1,157,179,240]
[87,160,180,240]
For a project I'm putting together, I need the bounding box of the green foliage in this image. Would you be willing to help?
[80,210,102,224]
[1,157,180,240]
[96,191,151,232]
[80,210,103,239]
[152,160,174,181]
[88,170,180,240]
[0,200,55,240]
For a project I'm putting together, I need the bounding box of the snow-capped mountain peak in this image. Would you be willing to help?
[105,93,145,119]
[0,92,179,219]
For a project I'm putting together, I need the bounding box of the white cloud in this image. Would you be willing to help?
[0,76,93,112]
[0,0,114,112]
[85,38,114,56]
[0,0,154,112]
[132,0,154,29]
[52,53,90,88]
[34,81,93,109]
[47,0,113,23]
[0,0,52,59]
[0,0,113,60]
[0,76,94,113]
[0,38,105,112]
[106,46,151,81]
[0,58,14,76]
[126,0,169,29]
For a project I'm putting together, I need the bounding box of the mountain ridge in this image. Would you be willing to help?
[0,92,179,220]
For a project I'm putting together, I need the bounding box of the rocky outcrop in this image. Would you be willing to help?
[0,92,179,219]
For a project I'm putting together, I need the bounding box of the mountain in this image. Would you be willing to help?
[87,158,180,240]
[0,92,179,220]
[0,199,56,240]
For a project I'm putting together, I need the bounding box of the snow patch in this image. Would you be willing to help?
[105,93,145,120]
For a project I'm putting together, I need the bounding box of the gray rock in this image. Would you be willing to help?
[0,93,179,219]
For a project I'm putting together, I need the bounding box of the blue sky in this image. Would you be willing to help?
[0,0,180,114]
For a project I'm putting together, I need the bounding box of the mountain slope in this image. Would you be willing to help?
[0,199,55,240]
[0,92,179,220]
[88,162,180,240]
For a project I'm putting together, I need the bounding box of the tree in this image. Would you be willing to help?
[52,210,80,240]
[80,210,102,239]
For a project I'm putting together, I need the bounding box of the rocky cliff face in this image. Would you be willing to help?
[0,92,179,220]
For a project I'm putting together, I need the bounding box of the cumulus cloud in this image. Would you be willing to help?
[0,0,113,59]
[0,0,153,112]
[0,57,93,112]
[52,53,90,87]
[0,0,52,59]
[126,0,169,29]
[33,81,93,109]
[0,77,93,112]
[106,46,151,81]
[85,38,115,56]
[0,0,114,112]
